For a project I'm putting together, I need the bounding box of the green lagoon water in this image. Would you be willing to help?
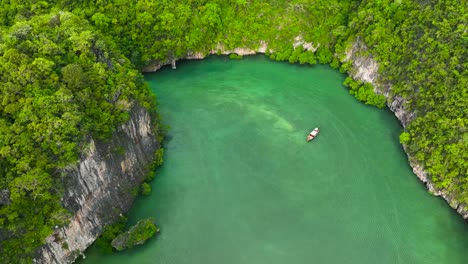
[81,56,468,263]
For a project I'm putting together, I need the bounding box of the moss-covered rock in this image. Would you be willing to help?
[111,218,159,251]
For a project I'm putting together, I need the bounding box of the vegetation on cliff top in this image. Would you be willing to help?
[0,11,155,262]
[344,0,467,200]
[0,0,466,262]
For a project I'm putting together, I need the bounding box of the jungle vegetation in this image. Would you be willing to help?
[0,10,155,262]
[110,218,159,251]
[0,0,466,262]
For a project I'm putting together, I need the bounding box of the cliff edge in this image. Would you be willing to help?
[345,40,468,219]
[34,105,159,264]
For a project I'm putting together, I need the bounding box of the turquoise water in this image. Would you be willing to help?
[81,56,468,263]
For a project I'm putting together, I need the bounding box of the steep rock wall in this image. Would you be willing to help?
[345,40,468,219]
[34,105,159,263]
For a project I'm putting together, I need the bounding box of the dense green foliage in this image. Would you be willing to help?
[110,218,159,251]
[343,77,386,108]
[46,0,352,68]
[140,183,152,196]
[95,215,128,253]
[342,0,467,200]
[0,11,154,262]
[229,53,243,60]
[0,0,466,262]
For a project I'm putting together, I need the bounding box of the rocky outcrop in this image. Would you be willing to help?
[408,157,468,218]
[142,42,270,72]
[34,105,160,263]
[344,40,468,219]
[111,218,159,251]
[344,40,416,128]
[142,38,316,72]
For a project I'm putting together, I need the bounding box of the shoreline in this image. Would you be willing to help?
[142,42,468,220]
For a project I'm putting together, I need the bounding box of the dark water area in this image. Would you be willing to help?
[81,56,468,263]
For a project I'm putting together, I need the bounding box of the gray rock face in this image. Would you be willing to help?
[344,40,416,127]
[0,189,10,205]
[34,105,159,263]
[142,39,315,72]
[345,40,468,219]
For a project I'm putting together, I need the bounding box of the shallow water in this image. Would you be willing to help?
[81,56,468,264]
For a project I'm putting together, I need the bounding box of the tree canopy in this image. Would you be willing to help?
[0,0,466,262]
[0,11,154,262]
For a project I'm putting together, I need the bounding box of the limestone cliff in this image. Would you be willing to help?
[34,105,159,264]
[141,42,270,72]
[344,40,468,219]
[142,38,316,72]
